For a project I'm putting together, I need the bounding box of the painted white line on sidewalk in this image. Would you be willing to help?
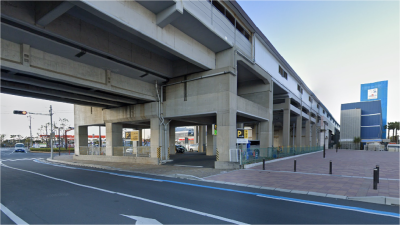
[0,203,29,225]
[1,163,249,225]
[244,150,323,168]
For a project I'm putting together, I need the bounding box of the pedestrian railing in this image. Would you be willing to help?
[112,146,151,157]
[79,146,106,155]
[230,146,323,165]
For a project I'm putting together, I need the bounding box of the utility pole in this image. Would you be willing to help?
[50,105,54,159]
[28,115,32,148]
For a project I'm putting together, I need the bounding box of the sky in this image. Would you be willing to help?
[1,0,399,139]
[238,0,399,124]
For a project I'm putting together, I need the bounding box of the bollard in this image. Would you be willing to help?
[376,165,379,183]
[373,168,378,190]
[323,144,326,158]
[294,160,296,172]
[263,159,265,170]
[329,160,332,174]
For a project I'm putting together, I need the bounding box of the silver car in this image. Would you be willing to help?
[189,143,198,152]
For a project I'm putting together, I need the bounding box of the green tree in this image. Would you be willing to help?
[353,136,361,150]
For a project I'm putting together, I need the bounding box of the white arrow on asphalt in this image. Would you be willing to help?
[121,214,162,225]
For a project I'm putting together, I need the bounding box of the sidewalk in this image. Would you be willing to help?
[47,150,399,204]
[204,149,400,199]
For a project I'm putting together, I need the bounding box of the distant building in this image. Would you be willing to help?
[360,81,388,138]
[340,101,382,149]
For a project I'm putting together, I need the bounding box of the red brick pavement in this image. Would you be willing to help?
[205,150,400,198]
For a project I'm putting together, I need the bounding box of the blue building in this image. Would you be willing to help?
[341,101,383,143]
[360,81,388,139]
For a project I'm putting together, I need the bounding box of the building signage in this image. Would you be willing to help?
[237,129,244,138]
[125,132,131,139]
[237,138,248,144]
[212,124,217,135]
[131,130,139,141]
[368,88,378,99]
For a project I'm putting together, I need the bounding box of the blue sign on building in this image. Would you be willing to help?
[360,81,388,139]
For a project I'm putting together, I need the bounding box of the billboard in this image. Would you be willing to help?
[360,81,388,139]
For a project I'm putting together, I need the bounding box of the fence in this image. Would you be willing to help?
[230,146,323,165]
[79,146,106,155]
[112,146,151,157]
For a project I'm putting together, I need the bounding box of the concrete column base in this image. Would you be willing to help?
[214,161,240,169]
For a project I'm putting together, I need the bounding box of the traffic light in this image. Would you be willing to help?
[13,110,27,115]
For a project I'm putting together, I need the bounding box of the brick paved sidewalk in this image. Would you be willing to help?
[205,149,400,198]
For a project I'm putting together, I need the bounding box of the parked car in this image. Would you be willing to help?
[175,145,186,153]
[14,143,26,153]
[189,143,198,152]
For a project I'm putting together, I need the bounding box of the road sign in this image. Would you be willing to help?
[244,130,248,139]
[237,128,244,138]
[212,124,217,135]
[125,132,131,139]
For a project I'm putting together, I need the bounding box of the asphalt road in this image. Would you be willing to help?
[165,152,216,168]
[1,147,399,224]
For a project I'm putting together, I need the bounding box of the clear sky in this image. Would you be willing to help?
[1,0,399,139]
[238,0,399,125]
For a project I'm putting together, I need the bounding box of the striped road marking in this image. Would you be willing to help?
[1,203,29,225]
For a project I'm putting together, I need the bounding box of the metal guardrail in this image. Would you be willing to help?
[79,146,106,155]
[230,146,324,165]
[112,146,151,157]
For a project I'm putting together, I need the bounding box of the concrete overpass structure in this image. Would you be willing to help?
[1,0,340,168]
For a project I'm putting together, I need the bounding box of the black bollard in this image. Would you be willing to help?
[373,169,378,190]
[323,148,325,158]
[294,160,296,172]
[376,165,379,183]
[263,159,265,170]
[329,160,332,174]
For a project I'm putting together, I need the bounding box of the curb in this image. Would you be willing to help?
[45,158,399,206]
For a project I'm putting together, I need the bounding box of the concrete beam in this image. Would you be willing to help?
[1,80,121,107]
[156,1,183,28]
[36,1,74,27]
[1,73,138,104]
[1,87,108,108]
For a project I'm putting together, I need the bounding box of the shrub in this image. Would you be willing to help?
[30,148,74,152]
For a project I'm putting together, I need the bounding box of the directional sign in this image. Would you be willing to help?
[131,130,139,141]
[121,214,162,225]
[237,138,248,144]
[125,132,131,139]
[237,128,244,138]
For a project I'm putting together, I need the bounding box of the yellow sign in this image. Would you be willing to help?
[131,130,139,141]
[125,132,131,139]
[244,130,248,139]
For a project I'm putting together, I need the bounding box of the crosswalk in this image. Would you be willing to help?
[0,158,44,162]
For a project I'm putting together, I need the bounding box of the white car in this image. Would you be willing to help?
[189,144,198,152]
[14,143,26,153]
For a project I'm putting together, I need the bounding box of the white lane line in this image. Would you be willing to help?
[1,158,43,162]
[1,163,249,225]
[0,203,29,225]
[173,165,203,168]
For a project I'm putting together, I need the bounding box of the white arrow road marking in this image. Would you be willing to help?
[0,203,29,225]
[121,215,162,224]
[1,163,249,225]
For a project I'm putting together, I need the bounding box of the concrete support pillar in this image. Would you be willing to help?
[201,125,206,152]
[305,120,311,147]
[163,120,170,159]
[150,118,160,158]
[215,110,236,167]
[311,123,317,146]
[138,129,142,146]
[75,126,88,155]
[252,123,258,140]
[194,126,198,144]
[169,125,175,155]
[295,115,302,147]
[199,126,204,152]
[282,109,290,146]
[105,123,122,156]
[206,124,215,155]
